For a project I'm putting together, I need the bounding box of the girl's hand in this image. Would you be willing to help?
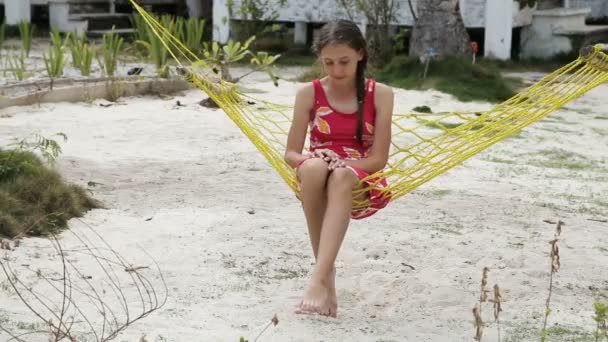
[328,157,346,170]
[313,149,340,163]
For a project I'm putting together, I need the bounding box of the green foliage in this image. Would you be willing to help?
[197,36,281,84]
[134,14,183,77]
[43,28,69,79]
[99,27,124,77]
[296,61,323,82]
[0,17,6,51]
[376,55,518,102]
[227,0,286,43]
[69,33,87,69]
[68,33,96,76]
[131,13,148,45]
[518,0,539,8]
[18,20,34,57]
[594,301,608,341]
[14,133,68,164]
[413,105,432,113]
[184,17,206,56]
[0,134,98,238]
[7,51,27,81]
[250,51,280,85]
[146,16,174,77]
[338,0,400,65]
[133,13,206,73]
[393,27,409,55]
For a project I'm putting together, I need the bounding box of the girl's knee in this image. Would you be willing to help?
[298,158,329,179]
[327,168,358,189]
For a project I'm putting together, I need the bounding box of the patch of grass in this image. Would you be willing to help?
[429,189,452,197]
[432,226,462,235]
[488,50,581,73]
[505,324,596,342]
[594,116,608,120]
[527,148,595,170]
[508,132,526,139]
[296,61,323,82]
[594,199,608,208]
[376,56,520,103]
[412,105,432,113]
[484,156,516,164]
[417,118,486,131]
[275,52,316,66]
[592,127,608,135]
[0,149,100,238]
[595,246,608,254]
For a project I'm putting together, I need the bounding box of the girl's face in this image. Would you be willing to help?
[319,43,363,82]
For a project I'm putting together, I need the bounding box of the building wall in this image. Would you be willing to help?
[567,0,608,19]
[227,0,532,28]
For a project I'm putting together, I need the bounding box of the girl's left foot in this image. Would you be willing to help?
[295,278,334,317]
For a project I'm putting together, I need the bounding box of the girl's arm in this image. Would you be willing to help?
[342,83,394,174]
[284,84,316,168]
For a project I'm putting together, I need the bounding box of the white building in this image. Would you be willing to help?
[214,0,608,59]
[1,0,606,59]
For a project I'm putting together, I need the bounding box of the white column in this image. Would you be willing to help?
[294,21,307,46]
[357,17,367,36]
[186,0,204,17]
[484,0,513,60]
[49,0,69,30]
[109,0,116,14]
[213,0,230,43]
[5,0,32,25]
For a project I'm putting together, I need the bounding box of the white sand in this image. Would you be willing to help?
[0,68,607,341]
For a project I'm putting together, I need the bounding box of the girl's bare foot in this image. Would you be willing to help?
[328,268,338,317]
[295,279,333,317]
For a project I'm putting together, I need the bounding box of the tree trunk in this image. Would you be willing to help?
[408,0,471,58]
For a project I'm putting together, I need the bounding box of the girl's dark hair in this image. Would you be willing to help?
[313,20,368,145]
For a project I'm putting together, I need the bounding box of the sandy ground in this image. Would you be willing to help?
[0,67,607,342]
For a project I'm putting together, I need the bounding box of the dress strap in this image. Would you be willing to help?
[312,79,329,106]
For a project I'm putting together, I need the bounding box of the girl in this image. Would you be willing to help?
[284,20,394,317]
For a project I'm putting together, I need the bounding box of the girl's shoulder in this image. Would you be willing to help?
[295,81,315,98]
[372,81,394,98]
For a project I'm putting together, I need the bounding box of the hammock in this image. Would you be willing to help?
[129,0,608,210]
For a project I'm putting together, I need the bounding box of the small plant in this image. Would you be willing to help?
[69,33,84,68]
[43,28,69,83]
[7,51,27,81]
[14,133,67,164]
[471,267,503,342]
[413,105,432,113]
[338,0,400,65]
[99,27,124,77]
[540,219,564,342]
[473,267,490,341]
[69,33,96,76]
[594,301,608,341]
[18,20,35,57]
[0,17,6,51]
[239,314,279,342]
[490,284,503,342]
[199,36,280,84]
[227,0,287,43]
[184,17,205,56]
[137,18,173,78]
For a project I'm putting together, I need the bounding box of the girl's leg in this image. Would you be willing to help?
[296,158,330,259]
[297,168,358,317]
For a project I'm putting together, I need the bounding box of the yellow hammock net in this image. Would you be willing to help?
[129,1,608,210]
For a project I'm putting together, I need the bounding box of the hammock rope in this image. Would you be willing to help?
[128,0,608,209]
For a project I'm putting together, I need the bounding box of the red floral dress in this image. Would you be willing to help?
[296,79,391,219]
